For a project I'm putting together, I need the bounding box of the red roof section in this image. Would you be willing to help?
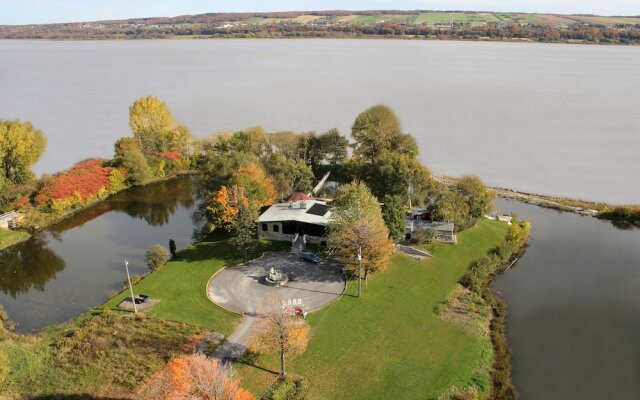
[287,192,313,202]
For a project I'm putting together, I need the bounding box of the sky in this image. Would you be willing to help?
[1,0,639,25]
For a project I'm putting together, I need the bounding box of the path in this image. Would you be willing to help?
[210,315,257,362]
[207,252,345,363]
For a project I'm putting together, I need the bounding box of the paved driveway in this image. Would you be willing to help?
[208,252,345,315]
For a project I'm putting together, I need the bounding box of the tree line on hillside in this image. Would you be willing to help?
[2,15,639,44]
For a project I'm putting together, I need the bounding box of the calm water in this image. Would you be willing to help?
[0,177,198,332]
[493,199,640,399]
[1,40,639,203]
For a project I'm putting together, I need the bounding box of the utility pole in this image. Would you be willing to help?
[124,259,137,314]
[357,246,362,298]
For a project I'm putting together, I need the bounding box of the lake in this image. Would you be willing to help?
[0,39,639,204]
[494,199,640,399]
[0,177,198,332]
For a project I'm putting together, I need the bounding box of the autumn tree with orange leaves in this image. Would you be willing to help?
[231,163,276,217]
[206,184,255,259]
[328,182,394,297]
[206,185,249,232]
[138,353,254,400]
[249,297,310,377]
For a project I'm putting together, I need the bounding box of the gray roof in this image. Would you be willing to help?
[258,200,332,226]
[406,218,454,233]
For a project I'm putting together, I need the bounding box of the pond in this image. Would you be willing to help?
[0,176,199,332]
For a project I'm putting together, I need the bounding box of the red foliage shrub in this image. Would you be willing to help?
[35,159,113,206]
[159,151,181,161]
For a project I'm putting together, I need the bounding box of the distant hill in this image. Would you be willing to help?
[1,10,639,44]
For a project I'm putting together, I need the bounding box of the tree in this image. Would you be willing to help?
[169,239,177,258]
[328,182,394,296]
[455,175,494,219]
[229,126,271,159]
[139,353,254,400]
[297,132,325,173]
[382,195,407,241]
[265,154,314,199]
[269,131,300,160]
[0,119,47,185]
[145,244,170,270]
[115,137,152,184]
[358,152,433,204]
[129,96,175,157]
[319,128,349,165]
[351,105,420,162]
[206,185,248,232]
[351,105,401,162]
[231,163,276,216]
[427,189,472,230]
[249,297,310,377]
[230,204,256,260]
[206,185,255,259]
[165,124,192,155]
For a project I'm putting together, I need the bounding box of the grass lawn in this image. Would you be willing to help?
[415,12,469,25]
[103,235,289,336]
[0,229,29,251]
[237,219,508,399]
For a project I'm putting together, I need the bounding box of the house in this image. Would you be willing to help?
[0,211,23,230]
[258,194,331,245]
[406,219,456,244]
[406,207,456,244]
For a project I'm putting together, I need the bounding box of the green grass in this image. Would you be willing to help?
[415,12,469,25]
[0,229,29,251]
[238,219,508,399]
[103,235,289,336]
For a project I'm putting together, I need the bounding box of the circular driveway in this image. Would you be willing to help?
[208,252,345,315]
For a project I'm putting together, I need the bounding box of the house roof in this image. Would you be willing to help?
[287,192,313,202]
[258,200,332,226]
[406,218,455,233]
[0,211,21,223]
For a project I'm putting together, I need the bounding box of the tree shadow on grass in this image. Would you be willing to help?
[236,351,280,376]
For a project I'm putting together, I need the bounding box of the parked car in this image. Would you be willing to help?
[301,251,322,264]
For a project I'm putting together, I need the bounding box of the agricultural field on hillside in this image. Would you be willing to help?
[348,14,417,25]
[415,12,469,24]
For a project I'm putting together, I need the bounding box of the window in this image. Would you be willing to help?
[273,224,279,233]
[261,223,268,232]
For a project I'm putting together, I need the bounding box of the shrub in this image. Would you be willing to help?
[145,244,170,271]
[123,274,142,290]
[265,377,309,400]
[411,227,436,245]
[34,159,113,209]
[108,168,127,193]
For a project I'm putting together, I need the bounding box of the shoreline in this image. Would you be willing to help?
[1,36,638,47]
[433,174,639,219]
[21,171,198,232]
